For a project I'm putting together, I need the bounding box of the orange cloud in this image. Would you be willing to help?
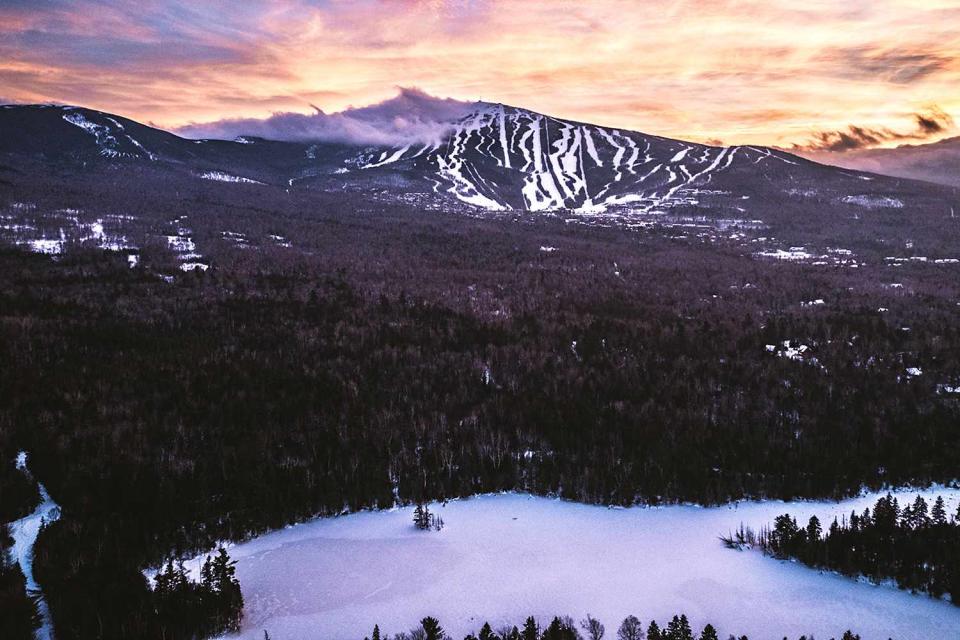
[0,0,958,148]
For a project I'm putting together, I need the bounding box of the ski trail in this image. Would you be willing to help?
[362,145,410,168]
[498,105,511,169]
[583,128,603,167]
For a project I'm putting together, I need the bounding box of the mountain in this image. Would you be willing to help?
[356,102,853,213]
[0,101,952,223]
[799,136,960,189]
[0,104,358,179]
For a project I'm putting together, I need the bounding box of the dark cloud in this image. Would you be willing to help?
[916,106,953,134]
[175,87,475,146]
[791,107,955,152]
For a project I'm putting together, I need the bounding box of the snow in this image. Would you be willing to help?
[906,367,923,377]
[842,195,904,209]
[24,238,65,255]
[188,490,960,640]
[62,110,143,158]
[166,235,196,253]
[7,451,61,640]
[201,171,262,184]
[539,246,559,253]
[756,248,815,261]
[180,262,209,272]
[362,145,411,169]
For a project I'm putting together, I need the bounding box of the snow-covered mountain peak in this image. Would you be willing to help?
[359,102,807,213]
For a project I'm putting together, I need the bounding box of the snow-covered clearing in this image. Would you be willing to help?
[7,452,61,640]
[191,490,960,640]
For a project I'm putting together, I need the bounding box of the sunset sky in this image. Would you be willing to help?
[1,0,958,148]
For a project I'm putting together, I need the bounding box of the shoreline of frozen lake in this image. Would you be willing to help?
[187,489,960,640]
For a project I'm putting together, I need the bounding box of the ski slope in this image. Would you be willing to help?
[360,103,809,213]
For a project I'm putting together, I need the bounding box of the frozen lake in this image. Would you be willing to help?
[196,490,960,640]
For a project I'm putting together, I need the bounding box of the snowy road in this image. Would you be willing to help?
[195,490,960,640]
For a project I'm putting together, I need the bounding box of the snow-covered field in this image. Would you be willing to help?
[189,490,960,640]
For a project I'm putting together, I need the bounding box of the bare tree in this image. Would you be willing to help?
[617,616,644,640]
[580,615,605,640]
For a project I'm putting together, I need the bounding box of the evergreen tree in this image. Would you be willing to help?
[421,616,445,640]
[932,496,947,525]
[543,616,579,640]
[698,624,718,640]
[664,615,693,640]
[522,616,540,640]
[646,621,662,640]
[211,547,244,633]
[373,624,382,640]
[479,622,498,640]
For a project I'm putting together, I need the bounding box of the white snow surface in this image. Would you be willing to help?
[191,490,960,640]
[201,171,262,184]
[7,451,61,640]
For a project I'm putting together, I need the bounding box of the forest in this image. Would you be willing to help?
[1,164,960,638]
[358,613,862,640]
[756,494,960,602]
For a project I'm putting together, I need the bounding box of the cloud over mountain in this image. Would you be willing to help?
[175,88,473,146]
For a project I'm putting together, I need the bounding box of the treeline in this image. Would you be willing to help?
[760,494,960,601]
[361,613,861,640]
[0,523,40,640]
[153,547,243,638]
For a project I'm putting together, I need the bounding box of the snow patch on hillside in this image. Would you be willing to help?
[200,171,262,184]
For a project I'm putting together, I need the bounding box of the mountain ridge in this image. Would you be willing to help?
[799,135,960,189]
[0,101,936,220]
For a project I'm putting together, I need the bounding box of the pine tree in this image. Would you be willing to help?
[211,547,244,633]
[414,504,433,530]
[932,496,947,525]
[699,624,718,640]
[664,614,692,640]
[544,617,579,640]
[647,621,662,640]
[421,616,445,640]
[522,616,539,640]
[373,624,382,640]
